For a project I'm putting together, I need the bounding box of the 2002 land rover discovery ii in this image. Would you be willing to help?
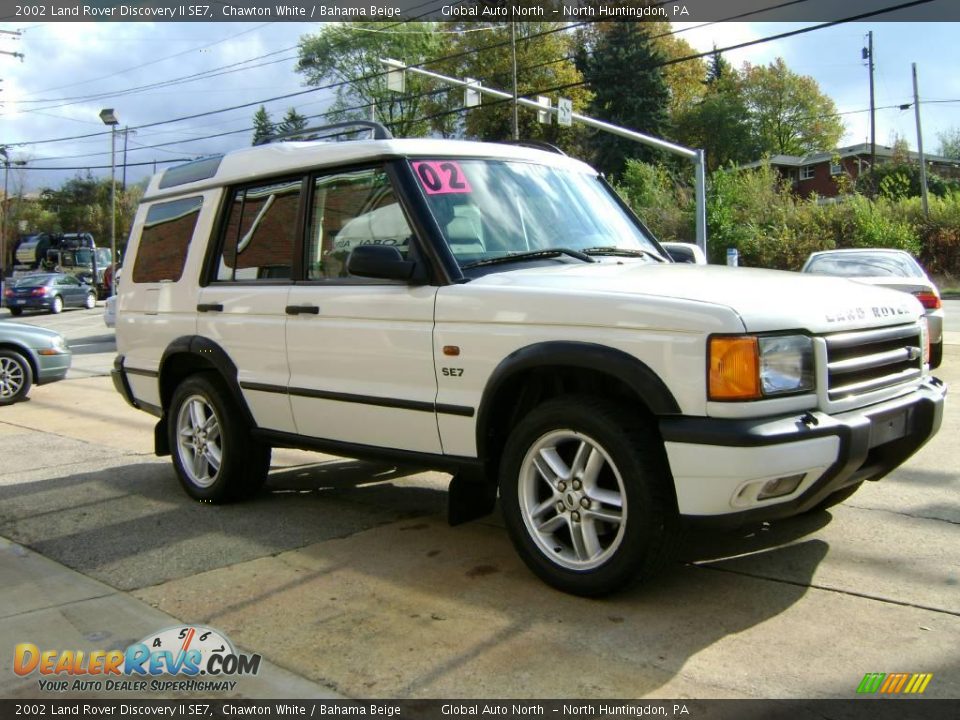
[112,124,945,595]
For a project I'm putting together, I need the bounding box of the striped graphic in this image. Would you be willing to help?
[857,672,933,694]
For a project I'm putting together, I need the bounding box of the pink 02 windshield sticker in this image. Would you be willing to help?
[412,160,473,195]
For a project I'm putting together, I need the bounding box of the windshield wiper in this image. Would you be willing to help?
[581,246,666,262]
[462,248,596,269]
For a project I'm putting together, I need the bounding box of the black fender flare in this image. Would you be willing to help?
[475,341,680,459]
[159,336,255,428]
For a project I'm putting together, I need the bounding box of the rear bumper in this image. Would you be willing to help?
[660,377,946,523]
[4,298,53,311]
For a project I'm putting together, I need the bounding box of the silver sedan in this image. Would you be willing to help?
[801,248,945,368]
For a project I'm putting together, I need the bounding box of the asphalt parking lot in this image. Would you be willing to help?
[1,302,958,700]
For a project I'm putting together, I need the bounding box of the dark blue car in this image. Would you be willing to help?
[3,273,97,315]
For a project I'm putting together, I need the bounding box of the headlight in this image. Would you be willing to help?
[758,335,814,395]
[39,335,69,356]
[709,334,813,401]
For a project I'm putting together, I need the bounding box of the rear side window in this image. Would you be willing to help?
[132,196,203,283]
[215,178,301,282]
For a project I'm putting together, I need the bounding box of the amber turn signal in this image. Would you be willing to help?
[709,336,761,400]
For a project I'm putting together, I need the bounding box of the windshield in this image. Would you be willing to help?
[410,159,660,269]
[805,252,924,278]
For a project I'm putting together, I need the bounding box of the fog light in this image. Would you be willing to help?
[757,474,805,500]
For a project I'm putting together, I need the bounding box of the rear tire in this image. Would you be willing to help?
[50,296,63,314]
[499,395,679,596]
[168,374,271,503]
[0,350,33,405]
[8,307,23,316]
[84,292,96,309]
[929,340,942,370]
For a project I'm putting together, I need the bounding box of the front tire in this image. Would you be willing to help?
[499,396,679,596]
[84,292,96,309]
[168,374,271,503]
[0,350,33,405]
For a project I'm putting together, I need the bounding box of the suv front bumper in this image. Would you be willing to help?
[659,377,946,523]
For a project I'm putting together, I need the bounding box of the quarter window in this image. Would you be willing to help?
[306,168,414,281]
[132,196,203,283]
[216,179,301,282]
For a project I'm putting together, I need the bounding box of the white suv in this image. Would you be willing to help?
[113,124,945,595]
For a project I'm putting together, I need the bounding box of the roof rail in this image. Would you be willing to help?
[255,121,394,146]
[500,139,567,156]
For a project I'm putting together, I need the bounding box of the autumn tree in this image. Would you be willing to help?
[740,58,844,156]
[297,22,456,138]
[453,22,590,151]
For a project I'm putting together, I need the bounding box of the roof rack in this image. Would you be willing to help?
[500,139,567,156]
[255,121,394,146]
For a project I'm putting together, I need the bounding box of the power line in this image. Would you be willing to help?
[7,15,582,151]
[17,158,192,172]
[3,0,457,114]
[15,0,938,167]
[18,22,274,100]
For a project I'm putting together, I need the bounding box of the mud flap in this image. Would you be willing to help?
[448,470,497,526]
[154,418,170,457]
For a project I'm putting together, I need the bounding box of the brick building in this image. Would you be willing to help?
[741,143,960,198]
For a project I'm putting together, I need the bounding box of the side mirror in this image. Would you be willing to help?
[346,245,416,281]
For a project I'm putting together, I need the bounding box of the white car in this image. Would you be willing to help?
[103,295,117,328]
[660,241,707,264]
[110,124,945,596]
[801,248,944,368]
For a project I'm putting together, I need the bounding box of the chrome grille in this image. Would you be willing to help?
[824,324,922,402]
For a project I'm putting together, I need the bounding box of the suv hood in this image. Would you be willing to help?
[468,262,924,334]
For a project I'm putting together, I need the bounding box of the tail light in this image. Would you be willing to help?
[30,287,47,297]
[914,291,941,310]
[3,288,12,298]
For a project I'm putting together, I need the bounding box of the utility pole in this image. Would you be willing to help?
[912,63,929,218]
[863,32,876,172]
[121,128,136,191]
[511,24,519,141]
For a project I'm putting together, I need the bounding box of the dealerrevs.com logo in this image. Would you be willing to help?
[857,672,934,695]
[14,625,261,693]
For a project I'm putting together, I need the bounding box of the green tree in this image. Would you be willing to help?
[31,175,143,257]
[577,23,671,177]
[297,22,456,138]
[252,105,276,145]
[278,107,309,136]
[674,51,758,171]
[740,58,844,156]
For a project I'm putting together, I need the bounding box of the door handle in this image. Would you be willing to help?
[197,303,224,312]
[285,305,320,315]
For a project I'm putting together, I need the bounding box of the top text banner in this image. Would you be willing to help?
[0,0,956,22]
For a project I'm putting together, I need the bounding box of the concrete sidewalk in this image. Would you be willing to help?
[0,536,341,699]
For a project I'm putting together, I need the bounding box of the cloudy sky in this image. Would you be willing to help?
[0,14,957,193]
